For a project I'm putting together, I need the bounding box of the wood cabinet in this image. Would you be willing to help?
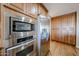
[3,3,48,18]
[9,3,25,11]
[38,4,48,16]
[0,4,1,40]
[51,12,76,45]
[24,3,48,18]
[24,3,38,18]
[51,17,62,42]
[9,3,38,18]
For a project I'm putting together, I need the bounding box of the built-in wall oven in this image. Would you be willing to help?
[6,40,35,56]
[9,16,35,46]
[4,12,36,56]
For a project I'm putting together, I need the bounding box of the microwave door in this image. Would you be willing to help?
[10,17,34,32]
[13,21,32,32]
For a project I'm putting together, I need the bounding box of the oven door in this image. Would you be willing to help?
[6,40,35,56]
[16,44,34,56]
[16,42,34,56]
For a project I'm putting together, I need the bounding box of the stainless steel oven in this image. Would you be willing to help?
[8,16,35,46]
[4,12,35,48]
[6,40,35,56]
[4,12,36,56]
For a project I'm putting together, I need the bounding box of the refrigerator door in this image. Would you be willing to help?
[40,29,49,56]
[35,15,50,56]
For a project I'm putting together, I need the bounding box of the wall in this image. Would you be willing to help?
[0,4,1,47]
[43,3,79,17]
[76,10,79,48]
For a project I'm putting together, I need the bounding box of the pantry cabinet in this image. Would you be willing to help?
[51,12,76,45]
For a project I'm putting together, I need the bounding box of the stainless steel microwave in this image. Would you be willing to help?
[9,17,34,33]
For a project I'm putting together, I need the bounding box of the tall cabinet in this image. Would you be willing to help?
[51,12,76,45]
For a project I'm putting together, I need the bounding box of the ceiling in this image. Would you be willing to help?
[43,3,79,17]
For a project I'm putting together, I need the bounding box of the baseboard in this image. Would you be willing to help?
[51,40,75,46]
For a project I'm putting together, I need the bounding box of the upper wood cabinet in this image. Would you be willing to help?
[38,4,48,16]
[3,3,48,18]
[24,3,38,18]
[24,3,48,17]
[10,3,25,11]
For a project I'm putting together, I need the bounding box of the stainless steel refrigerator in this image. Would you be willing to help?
[35,15,50,56]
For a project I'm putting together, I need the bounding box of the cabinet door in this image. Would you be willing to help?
[38,4,48,16]
[10,3,24,11]
[51,17,62,41]
[51,18,60,29]
[30,3,38,17]
[24,3,31,14]
[24,3,38,18]
[61,15,68,43]
[67,13,76,45]
[57,17,62,42]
